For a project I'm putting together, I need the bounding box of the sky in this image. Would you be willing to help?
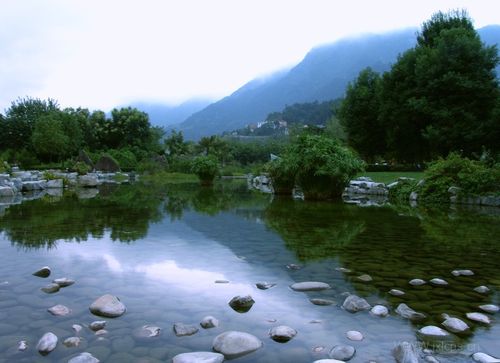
[0,0,498,112]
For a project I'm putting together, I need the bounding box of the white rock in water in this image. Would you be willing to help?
[33,266,51,278]
[370,305,389,317]
[472,352,500,363]
[329,344,356,361]
[474,286,490,294]
[63,337,81,347]
[200,316,219,329]
[41,283,60,294]
[53,278,75,287]
[72,324,83,333]
[466,312,491,324]
[255,282,276,290]
[396,303,426,320]
[213,331,262,358]
[409,279,426,286]
[269,325,297,342]
[342,295,371,313]
[393,341,419,363]
[310,298,336,306]
[442,317,469,333]
[479,304,499,313]
[357,274,373,282]
[430,278,449,286]
[68,352,100,363]
[172,352,225,363]
[18,340,28,351]
[335,267,352,273]
[89,294,126,318]
[389,289,405,296]
[89,321,106,331]
[290,281,331,291]
[451,269,474,276]
[36,332,58,355]
[142,325,161,337]
[48,304,71,316]
[94,329,108,336]
[173,323,199,336]
[346,330,363,341]
[419,326,449,337]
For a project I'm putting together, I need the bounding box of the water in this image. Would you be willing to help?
[0,181,498,362]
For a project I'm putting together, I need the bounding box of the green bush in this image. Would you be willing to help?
[191,156,219,186]
[71,161,91,175]
[107,149,138,171]
[265,157,297,195]
[388,178,419,204]
[0,159,10,173]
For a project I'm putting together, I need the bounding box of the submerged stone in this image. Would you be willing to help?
[41,283,60,294]
[63,337,81,347]
[36,332,58,355]
[474,286,490,294]
[409,279,426,286]
[329,344,355,361]
[213,331,262,358]
[33,266,51,278]
[172,352,224,363]
[68,352,100,363]
[357,274,373,282]
[173,323,199,337]
[442,317,469,333]
[389,289,405,296]
[256,282,276,290]
[346,330,363,341]
[430,278,449,286]
[290,281,331,291]
[310,298,336,306]
[269,325,297,342]
[342,295,371,313]
[451,269,474,277]
[200,316,219,329]
[466,312,491,324]
[370,305,389,317]
[396,303,426,320]
[48,304,71,316]
[89,294,126,318]
[479,304,499,314]
[89,321,106,331]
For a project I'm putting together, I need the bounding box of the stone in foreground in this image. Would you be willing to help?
[396,303,426,320]
[442,317,469,333]
[33,266,51,278]
[346,330,363,341]
[37,332,58,355]
[419,326,449,337]
[174,323,199,337]
[200,316,219,329]
[393,341,419,363]
[472,352,500,363]
[466,312,491,324]
[342,295,371,313]
[269,325,297,342]
[290,281,331,291]
[68,352,100,363]
[89,294,126,318]
[213,331,262,358]
[479,304,499,313]
[48,304,71,316]
[228,295,255,313]
[329,344,355,361]
[370,305,389,317]
[172,352,225,363]
[89,321,106,331]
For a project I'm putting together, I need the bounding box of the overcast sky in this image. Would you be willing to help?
[0,0,498,112]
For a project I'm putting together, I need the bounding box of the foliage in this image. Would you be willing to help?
[107,149,138,171]
[190,156,220,185]
[71,161,91,175]
[265,157,297,195]
[388,178,419,204]
[31,113,71,162]
[164,130,189,160]
[0,159,10,173]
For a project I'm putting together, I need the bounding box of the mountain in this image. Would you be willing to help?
[178,26,500,140]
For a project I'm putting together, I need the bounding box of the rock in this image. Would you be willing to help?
[72,324,83,333]
[173,323,199,337]
[346,330,363,341]
[442,317,469,333]
[78,175,99,187]
[419,326,449,337]
[393,341,419,363]
[41,283,60,294]
[314,360,346,363]
[22,181,46,191]
[396,303,426,320]
[95,155,120,172]
[447,186,461,195]
[89,321,107,331]
[89,294,126,318]
[0,186,15,197]
[472,352,500,363]
[53,278,75,287]
[256,282,276,290]
[68,352,100,363]
[172,352,225,363]
[451,269,474,276]
[140,325,161,337]
[479,304,499,313]
[269,325,297,342]
[63,337,81,347]
[329,344,355,361]
[290,281,331,291]
[474,286,490,294]
[212,331,262,358]
[286,264,302,270]
[409,278,426,286]
[342,295,371,313]
[95,329,108,336]
[370,305,389,317]
[466,312,491,324]
[430,278,448,286]
[214,280,229,284]
[389,289,405,296]
[33,266,51,278]
[48,304,71,316]
[335,267,352,273]
[357,274,373,282]
[310,298,336,306]
[228,295,255,313]
[46,179,63,188]
[18,340,28,351]
[36,332,58,355]
[425,356,440,363]
[200,316,219,329]
[77,150,94,168]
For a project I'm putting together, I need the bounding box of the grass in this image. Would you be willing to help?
[355,171,425,184]
[141,171,199,184]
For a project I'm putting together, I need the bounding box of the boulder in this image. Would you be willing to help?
[95,155,120,172]
[22,180,46,191]
[173,323,199,336]
[68,352,100,363]
[78,175,99,188]
[212,331,262,358]
[77,150,94,168]
[0,186,15,197]
[393,341,419,363]
[329,344,355,361]
[342,295,371,313]
[269,325,297,342]
[36,332,58,355]
[172,352,225,363]
[228,295,255,313]
[290,281,331,291]
[396,303,426,320]
[89,294,126,318]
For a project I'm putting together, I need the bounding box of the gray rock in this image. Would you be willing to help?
[89,294,126,318]
[370,305,389,317]
[430,278,448,286]
[466,312,491,324]
[472,352,500,363]
[269,325,297,342]
[228,295,255,313]
[474,285,490,294]
[68,352,100,363]
[419,326,449,337]
[451,269,474,276]
[396,303,426,320]
[36,332,58,355]
[200,316,219,329]
[389,289,405,296]
[335,267,352,273]
[425,356,440,363]
[479,304,499,313]
[357,274,373,282]
[18,340,28,351]
[213,331,262,358]
[172,352,225,363]
[342,295,371,313]
[53,278,75,287]
[22,180,46,191]
[393,341,419,363]
[139,325,161,337]
[48,304,71,316]
[256,282,276,290]
[33,266,51,278]
[286,263,302,270]
[89,321,107,331]
[329,344,355,361]
[94,329,108,336]
[290,281,331,291]
[442,317,469,333]
[72,324,83,334]
[346,330,363,341]
[46,179,63,188]
[409,191,418,201]
[409,278,426,286]
[313,360,346,363]
[41,283,60,294]
[0,186,15,197]
[63,337,81,347]
[78,175,99,187]
[173,323,199,337]
[310,298,336,306]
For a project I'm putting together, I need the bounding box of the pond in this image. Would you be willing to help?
[0,180,499,363]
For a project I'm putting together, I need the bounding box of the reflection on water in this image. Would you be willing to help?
[0,180,498,362]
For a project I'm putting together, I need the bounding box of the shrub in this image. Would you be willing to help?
[265,157,297,195]
[107,149,138,171]
[71,161,91,175]
[388,178,419,204]
[0,159,10,173]
[191,156,219,186]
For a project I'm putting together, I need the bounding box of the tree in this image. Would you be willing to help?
[164,130,188,159]
[191,156,219,186]
[338,68,385,161]
[31,114,70,162]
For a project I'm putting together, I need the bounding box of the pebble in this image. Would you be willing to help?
[346,330,363,341]
[36,332,58,355]
[357,274,373,282]
[200,316,219,329]
[18,340,28,351]
[48,304,71,316]
[451,269,474,276]
[256,282,276,290]
[409,279,426,286]
[41,283,60,294]
[466,312,491,324]
[95,329,108,336]
[72,324,83,334]
[342,295,371,313]
[172,352,224,363]
[142,325,161,337]
[396,303,426,320]
[290,281,331,291]
[370,305,389,317]
[310,298,336,306]
[212,331,262,358]
[68,352,100,363]
[389,289,405,296]
[474,286,490,294]
[228,295,255,313]
[430,278,448,286]
[53,277,75,287]
[89,294,126,318]
[173,323,199,336]
[442,317,469,333]
[89,321,107,331]
[63,337,81,347]
[479,304,499,314]
[33,266,51,278]
[419,326,449,337]
[472,352,500,363]
[329,344,355,361]
[269,325,297,342]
